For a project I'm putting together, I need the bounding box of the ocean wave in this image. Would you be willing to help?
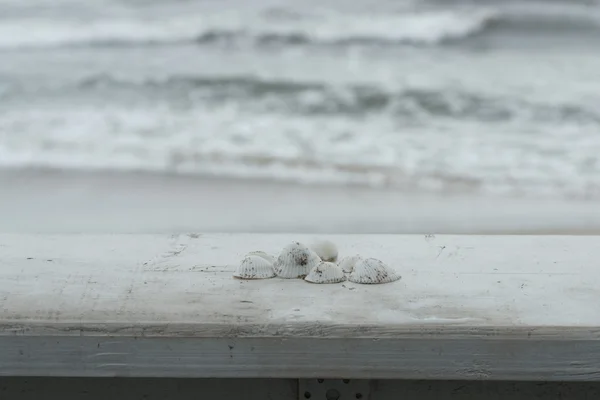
[0,9,492,49]
[2,5,600,51]
[2,79,600,200]
[56,74,600,124]
[195,11,600,46]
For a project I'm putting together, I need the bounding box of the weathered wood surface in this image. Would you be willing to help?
[1,234,599,380]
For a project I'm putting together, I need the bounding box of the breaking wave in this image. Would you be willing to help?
[2,6,600,50]
[49,74,600,124]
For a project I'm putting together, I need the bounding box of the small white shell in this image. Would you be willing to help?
[274,242,321,279]
[246,251,276,264]
[310,240,338,262]
[348,258,400,284]
[338,255,362,273]
[305,261,346,284]
[233,255,276,280]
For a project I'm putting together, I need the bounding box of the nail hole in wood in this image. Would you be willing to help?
[325,389,340,400]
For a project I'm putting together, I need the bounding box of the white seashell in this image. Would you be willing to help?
[310,239,338,262]
[245,251,276,265]
[274,242,321,279]
[305,261,346,284]
[338,254,362,273]
[233,255,276,280]
[348,258,401,284]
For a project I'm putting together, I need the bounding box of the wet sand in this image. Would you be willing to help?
[1,169,599,234]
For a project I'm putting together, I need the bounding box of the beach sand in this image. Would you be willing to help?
[1,169,599,234]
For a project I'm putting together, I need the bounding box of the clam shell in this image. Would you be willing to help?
[274,242,321,279]
[233,255,276,280]
[310,240,338,262]
[338,254,362,273]
[246,251,276,264]
[348,258,400,284]
[305,261,346,284]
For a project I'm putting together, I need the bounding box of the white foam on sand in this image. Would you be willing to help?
[2,102,599,200]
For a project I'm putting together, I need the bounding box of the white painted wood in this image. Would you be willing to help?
[1,234,599,380]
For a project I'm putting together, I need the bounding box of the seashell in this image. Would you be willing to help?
[274,242,321,279]
[310,239,339,262]
[348,258,400,284]
[233,255,276,280]
[305,261,346,284]
[245,251,276,265]
[338,254,362,273]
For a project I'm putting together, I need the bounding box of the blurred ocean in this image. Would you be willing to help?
[1,0,600,200]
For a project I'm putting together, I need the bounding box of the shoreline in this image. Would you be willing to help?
[1,168,599,234]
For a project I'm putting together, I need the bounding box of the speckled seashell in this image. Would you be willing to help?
[233,255,276,280]
[246,251,276,265]
[310,240,338,262]
[338,254,362,273]
[305,261,346,284]
[348,258,400,284]
[274,242,321,279]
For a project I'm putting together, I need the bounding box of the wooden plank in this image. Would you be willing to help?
[1,234,599,380]
[4,336,599,380]
[0,378,298,400]
[3,378,600,400]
